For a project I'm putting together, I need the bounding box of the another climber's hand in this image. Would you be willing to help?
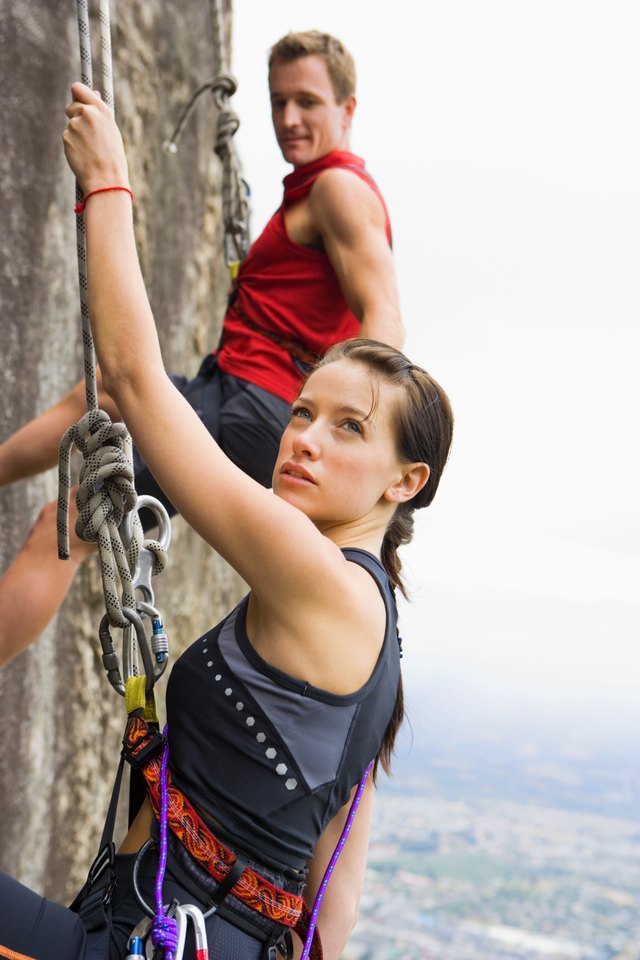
[62,82,130,195]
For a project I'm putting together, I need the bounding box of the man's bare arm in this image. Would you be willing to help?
[308,169,405,349]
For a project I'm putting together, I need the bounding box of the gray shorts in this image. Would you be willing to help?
[132,355,290,529]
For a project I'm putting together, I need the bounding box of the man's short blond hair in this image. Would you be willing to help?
[268,30,356,104]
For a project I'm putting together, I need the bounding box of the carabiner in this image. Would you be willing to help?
[98,605,158,697]
[121,601,170,694]
[122,494,172,608]
[125,905,187,960]
[132,840,218,922]
[180,904,209,960]
[136,600,170,669]
[98,613,125,696]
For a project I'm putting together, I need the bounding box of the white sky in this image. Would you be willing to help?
[231,1,640,711]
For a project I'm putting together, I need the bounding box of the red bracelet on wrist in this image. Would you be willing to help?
[74,185,134,215]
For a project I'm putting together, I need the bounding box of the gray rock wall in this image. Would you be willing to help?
[0,0,243,901]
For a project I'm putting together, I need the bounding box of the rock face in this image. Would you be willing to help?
[0,0,243,901]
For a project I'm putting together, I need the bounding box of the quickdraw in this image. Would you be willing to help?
[99,496,172,696]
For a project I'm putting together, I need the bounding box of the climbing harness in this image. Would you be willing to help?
[126,727,210,960]
[123,715,307,932]
[76,671,374,960]
[163,0,250,275]
[120,709,373,960]
[57,0,171,698]
[228,300,320,375]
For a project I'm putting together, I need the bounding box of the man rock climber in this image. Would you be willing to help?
[0,29,403,665]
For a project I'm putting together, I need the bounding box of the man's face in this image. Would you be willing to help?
[269,55,355,168]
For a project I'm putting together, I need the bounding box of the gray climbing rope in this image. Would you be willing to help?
[57,0,170,695]
[163,0,250,270]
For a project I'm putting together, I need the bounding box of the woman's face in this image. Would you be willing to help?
[272,359,405,533]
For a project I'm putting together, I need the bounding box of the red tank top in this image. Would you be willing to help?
[216,150,392,402]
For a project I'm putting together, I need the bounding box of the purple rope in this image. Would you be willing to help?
[300,759,374,960]
[151,725,179,959]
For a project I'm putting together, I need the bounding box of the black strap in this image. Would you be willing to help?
[210,852,248,906]
[229,302,320,374]
[68,753,126,945]
[163,837,285,945]
[99,753,126,852]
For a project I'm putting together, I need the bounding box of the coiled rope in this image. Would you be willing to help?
[163,0,250,271]
[57,0,169,693]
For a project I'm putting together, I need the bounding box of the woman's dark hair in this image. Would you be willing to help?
[317,339,454,775]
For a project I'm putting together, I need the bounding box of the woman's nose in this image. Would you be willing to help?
[292,423,320,458]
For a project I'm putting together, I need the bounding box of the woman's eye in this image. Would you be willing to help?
[292,406,312,421]
[343,419,363,435]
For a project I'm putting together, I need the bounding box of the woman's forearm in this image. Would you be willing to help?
[84,191,164,397]
[63,82,164,402]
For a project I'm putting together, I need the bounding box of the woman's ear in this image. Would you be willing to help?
[383,463,430,504]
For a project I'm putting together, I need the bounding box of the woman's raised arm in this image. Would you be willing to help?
[62,84,365,620]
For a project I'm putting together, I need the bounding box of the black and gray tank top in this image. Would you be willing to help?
[166,548,401,871]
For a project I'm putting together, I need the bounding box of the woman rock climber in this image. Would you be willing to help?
[0,29,403,668]
[0,84,453,960]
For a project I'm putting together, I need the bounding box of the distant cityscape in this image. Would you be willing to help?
[343,683,640,960]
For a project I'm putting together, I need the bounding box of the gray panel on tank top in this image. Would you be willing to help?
[218,610,358,791]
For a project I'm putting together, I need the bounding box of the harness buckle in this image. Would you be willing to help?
[87,841,116,887]
[76,866,118,933]
[123,715,167,770]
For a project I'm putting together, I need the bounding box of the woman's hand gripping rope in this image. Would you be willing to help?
[63,82,130,197]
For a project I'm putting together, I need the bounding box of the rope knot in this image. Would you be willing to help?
[71,411,137,545]
[140,537,169,578]
[211,70,238,103]
[151,912,179,957]
[57,407,141,631]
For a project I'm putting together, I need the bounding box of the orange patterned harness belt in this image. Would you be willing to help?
[0,947,37,960]
[125,714,321,959]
